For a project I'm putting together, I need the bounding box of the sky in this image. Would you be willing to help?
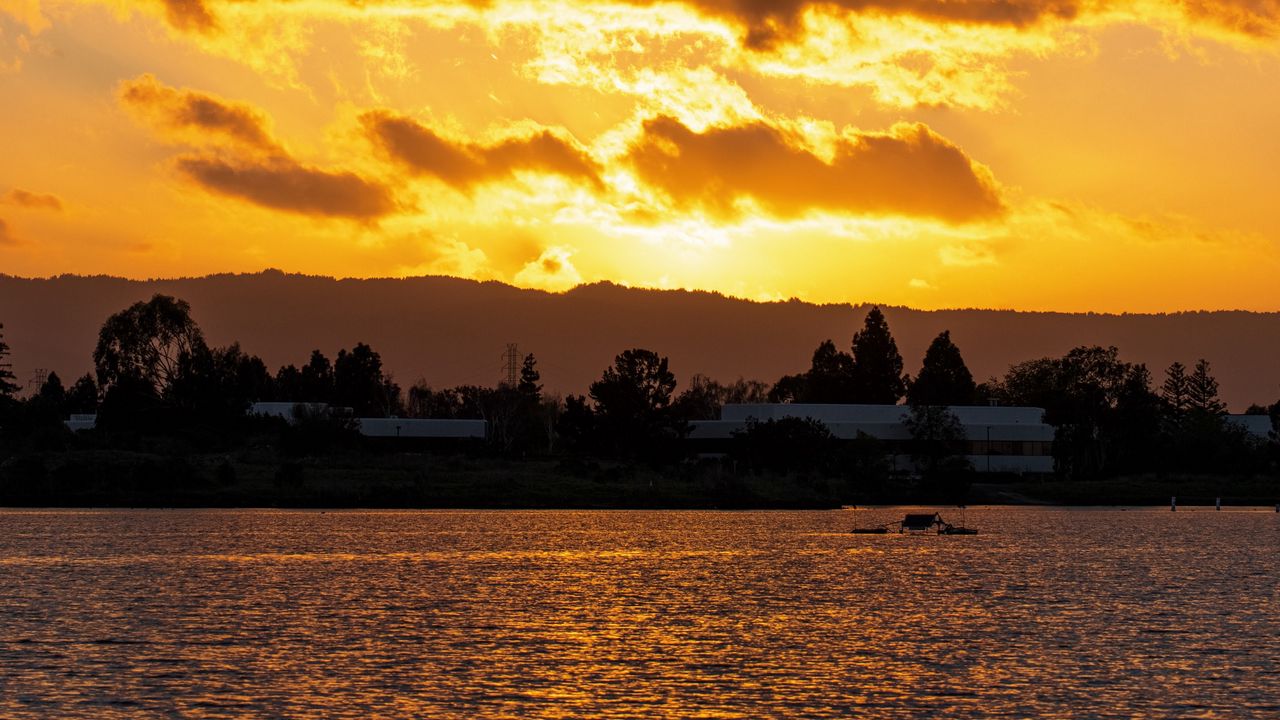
[1,0,1278,312]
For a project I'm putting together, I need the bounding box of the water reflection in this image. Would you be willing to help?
[2,508,1278,718]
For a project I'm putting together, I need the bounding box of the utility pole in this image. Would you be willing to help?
[502,343,519,388]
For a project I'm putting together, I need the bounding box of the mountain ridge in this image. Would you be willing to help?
[2,271,1277,411]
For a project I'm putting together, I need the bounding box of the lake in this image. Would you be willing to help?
[2,507,1278,718]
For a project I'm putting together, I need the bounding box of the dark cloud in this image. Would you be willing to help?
[5,189,63,211]
[627,116,1003,222]
[360,110,602,190]
[120,74,280,153]
[118,75,395,220]
[641,0,1280,45]
[175,156,398,220]
[1178,0,1280,37]
[614,0,1082,47]
[160,0,217,32]
[0,218,16,246]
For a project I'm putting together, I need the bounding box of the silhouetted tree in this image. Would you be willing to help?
[996,346,1152,480]
[1159,361,1190,434]
[1106,364,1163,474]
[806,340,857,402]
[907,330,976,406]
[33,371,66,409]
[21,371,69,434]
[1187,359,1226,415]
[767,373,808,403]
[168,343,274,424]
[722,377,770,405]
[555,394,597,453]
[1161,362,1189,412]
[589,348,686,460]
[93,295,207,397]
[334,343,391,416]
[277,350,337,404]
[518,353,542,401]
[66,374,99,413]
[849,307,906,404]
[0,323,19,399]
[674,374,725,421]
[903,404,972,501]
[732,417,835,474]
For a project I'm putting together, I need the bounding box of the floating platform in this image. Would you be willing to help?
[850,512,978,535]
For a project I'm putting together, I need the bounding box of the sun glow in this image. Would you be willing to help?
[1,0,1278,310]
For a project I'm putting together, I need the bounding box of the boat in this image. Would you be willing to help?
[851,511,978,535]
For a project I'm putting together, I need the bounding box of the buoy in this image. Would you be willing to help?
[1171,496,1177,512]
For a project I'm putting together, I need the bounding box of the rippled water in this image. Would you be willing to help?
[2,507,1278,718]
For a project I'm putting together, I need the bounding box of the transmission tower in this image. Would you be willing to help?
[28,368,48,392]
[502,343,519,387]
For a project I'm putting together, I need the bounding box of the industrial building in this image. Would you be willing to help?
[249,402,486,440]
[690,403,1057,474]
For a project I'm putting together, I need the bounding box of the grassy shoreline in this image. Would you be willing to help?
[2,449,1277,509]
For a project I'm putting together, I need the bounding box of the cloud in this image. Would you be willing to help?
[626,0,1078,48]
[0,217,16,245]
[5,188,62,211]
[117,74,397,219]
[513,246,583,291]
[174,156,397,220]
[627,116,1003,223]
[360,110,603,190]
[158,0,217,32]
[119,73,280,153]
[0,0,51,34]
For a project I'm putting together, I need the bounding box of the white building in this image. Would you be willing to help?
[690,403,1056,474]
[65,413,97,432]
[356,417,486,439]
[250,401,333,423]
[250,402,486,440]
[1226,414,1274,440]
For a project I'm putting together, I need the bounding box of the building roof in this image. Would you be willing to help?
[720,403,1047,425]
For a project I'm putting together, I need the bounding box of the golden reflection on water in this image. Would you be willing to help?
[1,508,1278,718]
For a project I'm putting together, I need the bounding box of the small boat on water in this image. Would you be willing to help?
[850,510,978,535]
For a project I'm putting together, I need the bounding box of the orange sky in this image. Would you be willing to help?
[1,0,1278,312]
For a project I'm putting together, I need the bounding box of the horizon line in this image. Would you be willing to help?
[3,269,1279,317]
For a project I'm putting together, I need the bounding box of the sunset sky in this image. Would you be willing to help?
[1,0,1278,312]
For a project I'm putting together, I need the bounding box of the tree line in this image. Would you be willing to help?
[1,295,1278,487]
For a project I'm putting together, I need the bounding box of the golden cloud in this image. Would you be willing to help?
[627,116,1004,222]
[119,73,280,153]
[173,156,397,220]
[622,0,1080,48]
[361,110,602,190]
[158,0,217,32]
[5,188,62,211]
[513,245,584,291]
[119,75,397,219]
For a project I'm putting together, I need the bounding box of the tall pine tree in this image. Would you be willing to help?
[1160,361,1189,414]
[1186,359,1226,415]
[907,330,976,406]
[518,353,542,401]
[849,307,906,404]
[805,339,856,403]
[0,323,19,399]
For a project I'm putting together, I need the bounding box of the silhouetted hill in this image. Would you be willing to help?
[2,271,1277,410]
